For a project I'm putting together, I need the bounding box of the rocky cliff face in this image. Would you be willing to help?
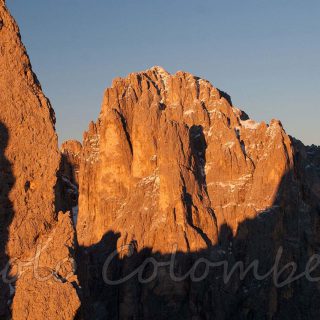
[77,66,295,248]
[75,67,320,319]
[1,1,320,318]
[0,1,79,319]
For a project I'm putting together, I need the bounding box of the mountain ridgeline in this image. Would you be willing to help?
[1,1,320,319]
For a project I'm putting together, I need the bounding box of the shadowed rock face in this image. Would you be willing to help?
[60,140,83,187]
[0,2,79,319]
[74,67,320,319]
[55,140,82,214]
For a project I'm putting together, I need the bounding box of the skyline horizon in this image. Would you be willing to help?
[7,0,320,145]
[55,64,318,148]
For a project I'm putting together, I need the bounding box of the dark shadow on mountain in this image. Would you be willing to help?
[55,154,79,214]
[189,125,207,188]
[185,125,215,247]
[216,89,250,121]
[0,122,15,319]
[217,89,233,107]
[75,144,320,319]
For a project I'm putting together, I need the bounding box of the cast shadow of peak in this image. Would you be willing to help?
[217,89,233,106]
[76,165,320,320]
[216,89,250,121]
[0,122,15,318]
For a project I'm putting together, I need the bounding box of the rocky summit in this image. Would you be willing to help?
[1,1,320,319]
[73,66,320,319]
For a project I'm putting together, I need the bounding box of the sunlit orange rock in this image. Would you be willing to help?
[1,0,320,317]
[0,1,79,318]
[76,67,320,319]
[77,66,294,251]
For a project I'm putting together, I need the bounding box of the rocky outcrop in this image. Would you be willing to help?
[76,67,320,319]
[0,2,79,319]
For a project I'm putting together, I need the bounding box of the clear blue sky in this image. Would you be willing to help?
[7,0,320,145]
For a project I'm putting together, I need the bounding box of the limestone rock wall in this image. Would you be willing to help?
[0,2,79,318]
[76,67,320,319]
[77,66,294,252]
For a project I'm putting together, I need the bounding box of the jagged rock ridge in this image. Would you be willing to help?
[77,65,295,249]
[74,66,320,319]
